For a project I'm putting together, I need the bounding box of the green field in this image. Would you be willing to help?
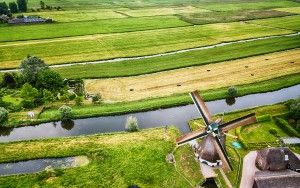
[0,16,190,42]
[178,9,293,25]
[248,15,300,30]
[54,35,300,79]
[0,128,202,187]
[0,21,294,69]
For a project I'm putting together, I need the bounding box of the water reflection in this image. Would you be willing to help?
[0,127,13,136]
[61,120,75,130]
[225,97,236,106]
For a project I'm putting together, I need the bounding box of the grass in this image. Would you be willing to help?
[178,9,293,25]
[2,95,23,106]
[248,15,300,31]
[34,73,300,126]
[0,127,202,187]
[0,20,293,69]
[53,35,300,79]
[84,49,300,101]
[275,7,300,14]
[0,16,190,42]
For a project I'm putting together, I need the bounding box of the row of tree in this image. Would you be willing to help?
[0,0,27,15]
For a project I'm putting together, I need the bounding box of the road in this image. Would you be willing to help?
[239,151,259,188]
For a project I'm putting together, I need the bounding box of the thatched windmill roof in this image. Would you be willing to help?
[196,135,220,163]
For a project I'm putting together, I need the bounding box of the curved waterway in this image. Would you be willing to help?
[1,32,299,73]
[0,85,299,143]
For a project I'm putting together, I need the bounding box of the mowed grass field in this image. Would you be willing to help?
[0,16,190,42]
[0,20,295,69]
[84,49,300,101]
[54,35,300,79]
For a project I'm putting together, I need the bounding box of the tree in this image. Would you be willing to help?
[40,1,45,9]
[59,105,73,121]
[17,0,27,12]
[0,107,8,124]
[36,69,64,91]
[20,56,49,84]
[9,2,18,13]
[125,116,139,132]
[288,98,300,121]
[0,2,9,15]
[20,83,38,100]
[227,86,238,97]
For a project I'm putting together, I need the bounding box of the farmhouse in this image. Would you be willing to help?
[8,16,52,24]
[253,147,300,188]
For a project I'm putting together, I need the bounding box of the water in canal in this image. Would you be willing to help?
[0,156,88,176]
[0,85,299,142]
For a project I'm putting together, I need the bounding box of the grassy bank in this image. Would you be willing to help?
[33,73,300,126]
[54,35,300,79]
[0,21,293,69]
[0,127,203,187]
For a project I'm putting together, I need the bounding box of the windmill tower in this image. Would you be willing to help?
[176,91,257,172]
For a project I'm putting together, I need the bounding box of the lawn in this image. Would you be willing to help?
[0,22,294,69]
[0,16,190,42]
[53,34,300,79]
[84,49,300,101]
[0,127,203,187]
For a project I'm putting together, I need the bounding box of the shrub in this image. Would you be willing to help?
[0,107,8,124]
[227,86,238,97]
[2,73,16,88]
[257,114,272,122]
[69,94,76,101]
[59,105,73,121]
[275,118,300,137]
[75,96,83,106]
[125,116,139,132]
[269,128,278,136]
[92,94,101,104]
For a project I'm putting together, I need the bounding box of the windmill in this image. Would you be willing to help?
[176,91,257,172]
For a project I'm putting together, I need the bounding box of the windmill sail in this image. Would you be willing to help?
[176,130,208,146]
[190,91,213,126]
[212,136,233,172]
[219,113,256,132]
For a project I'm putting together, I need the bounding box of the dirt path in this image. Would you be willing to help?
[239,151,258,188]
[84,49,300,102]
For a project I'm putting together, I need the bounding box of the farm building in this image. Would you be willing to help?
[253,147,300,188]
[8,16,52,24]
